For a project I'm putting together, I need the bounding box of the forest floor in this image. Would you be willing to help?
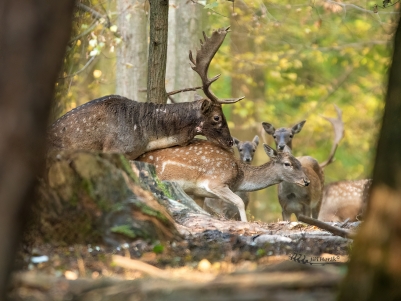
[9,218,357,301]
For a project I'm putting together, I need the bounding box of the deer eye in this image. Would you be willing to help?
[284,162,291,167]
[213,115,220,122]
[290,135,293,138]
[273,135,276,139]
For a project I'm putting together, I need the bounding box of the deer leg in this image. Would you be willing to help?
[312,198,323,219]
[209,185,247,222]
[282,210,292,221]
[193,196,205,208]
[303,204,312,218]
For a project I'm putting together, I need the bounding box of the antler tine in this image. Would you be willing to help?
[189,27,243,104]
[217,96,245,104]
[319,104,344,168]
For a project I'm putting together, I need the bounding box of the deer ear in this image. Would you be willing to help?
[253,135,259,146]
[201,99,213,114]
[263,144,277,159]
[233,137,240,146]
[292,120,306,134]
[262,122,276,135]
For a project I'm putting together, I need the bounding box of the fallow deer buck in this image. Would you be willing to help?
[203,136,260,220]
[262,105,344,220]
[47,27,243,160]
[137,139,310,222]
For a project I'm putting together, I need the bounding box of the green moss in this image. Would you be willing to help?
[110,225,137,239]
[117,154,139,183]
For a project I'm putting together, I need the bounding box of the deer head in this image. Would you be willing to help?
[189,27,244,149]
[233,135,259,163]
[262,120,306,151]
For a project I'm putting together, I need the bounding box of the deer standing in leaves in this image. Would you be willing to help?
[47,27,243,160]
[203,136,260,220]
[262,105,344,220]
[138,139,310,222]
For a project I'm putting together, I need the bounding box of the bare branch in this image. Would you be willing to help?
[167,86,203,96]
[298,215,355,239]
[58,56,96,79]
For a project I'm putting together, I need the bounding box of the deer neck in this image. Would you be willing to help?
[138,101,203,143]
[236,161,281,192]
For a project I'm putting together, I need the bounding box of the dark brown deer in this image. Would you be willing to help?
[47,27,243,160]
[203,135,259,220]
[318,179,372,222]
[137,139,310,222]
[262,105,344,220]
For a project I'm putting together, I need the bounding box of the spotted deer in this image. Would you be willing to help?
[318,179,372,222]
[262,105,344,220]
[47,27,243,160]
[203,136,259,220]
[138,139,310,222]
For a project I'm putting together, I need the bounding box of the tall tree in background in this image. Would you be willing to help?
[0,0,75,298]
[147,0,169,103]
[338,10,401,301]
[116,0,148,101]
[168,1,202,103]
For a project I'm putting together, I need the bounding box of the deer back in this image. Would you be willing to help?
[48,27,244,160]
[318,179,372,222]
[138,139,242,196]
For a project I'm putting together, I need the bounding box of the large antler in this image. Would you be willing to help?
[319,105,344,168]
[189,27,244,104]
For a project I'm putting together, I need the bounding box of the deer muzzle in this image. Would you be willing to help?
[303,178,310,186]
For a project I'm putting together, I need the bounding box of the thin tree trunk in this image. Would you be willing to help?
[165,0,176,99]
[171,1,202,103]
[147,0,169,104]
[0,0,75,298]
[116,0,148,102]
[338,10,401,301]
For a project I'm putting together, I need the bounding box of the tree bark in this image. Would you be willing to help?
[169,1,202,103]
[0,0,75,298]
[147,0,169,104]
[116,0,148,102]
[338,10,401,301]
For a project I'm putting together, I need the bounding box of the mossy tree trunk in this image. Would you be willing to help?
[0,0,75,297]
[147,0,169,104]
[338,9,401,301]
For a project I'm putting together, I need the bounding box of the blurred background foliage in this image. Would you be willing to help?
[53,0,398,221]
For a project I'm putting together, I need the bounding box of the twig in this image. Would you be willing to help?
[77,3,111,28]
[58,56,96,79]
[112,255,215,282]
[298,215,355,239]
[112,255,172,279]
[167,86,202,96]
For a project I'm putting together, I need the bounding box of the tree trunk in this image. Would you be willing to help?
[169,1,202,103]
[0,0,75,298]
[147,0,169,104]
[338,9,401,301]
[116,0,148,102]
[165,0,176,98]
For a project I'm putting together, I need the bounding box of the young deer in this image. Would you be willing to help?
[137,139,310,222]
[262,105,344,220]
[318,179,372,222]
[47,27,243,160]
[203,136,259,220]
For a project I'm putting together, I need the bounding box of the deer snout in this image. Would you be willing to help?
[303,178,310,186]
[278,144,286,151]
[228,138,234,147]
[243,157,252,163]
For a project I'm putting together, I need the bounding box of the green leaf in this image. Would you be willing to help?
[204,2,219,9]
